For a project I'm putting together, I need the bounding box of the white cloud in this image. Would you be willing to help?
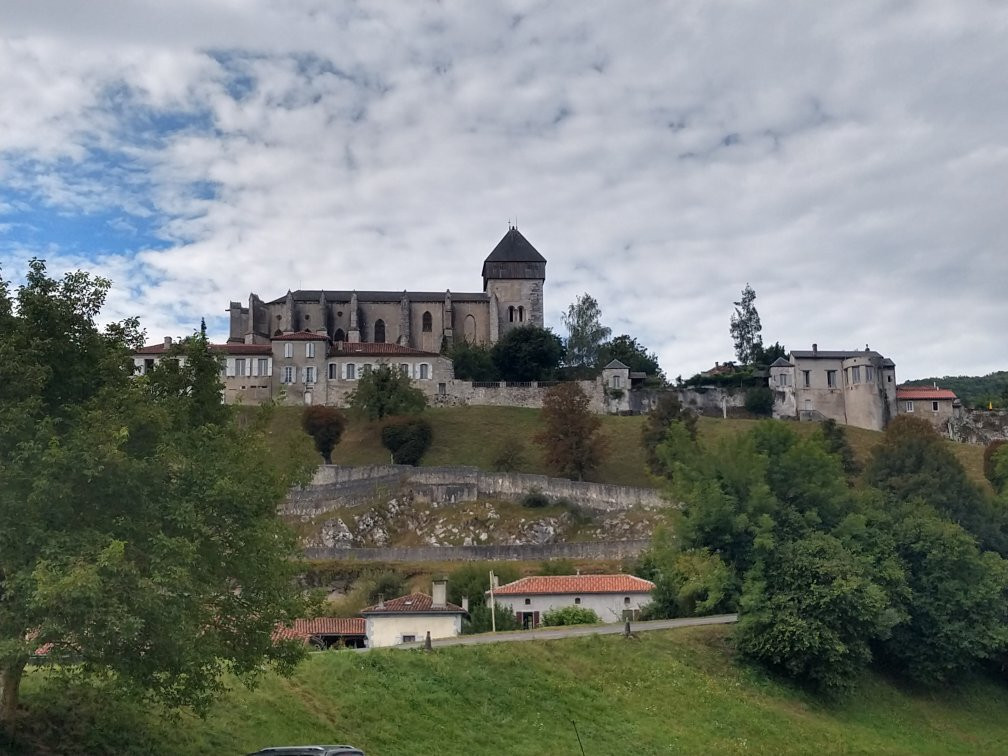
[1,0,1006,380]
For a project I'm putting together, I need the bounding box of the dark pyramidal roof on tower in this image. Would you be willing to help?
[482,226,547,284]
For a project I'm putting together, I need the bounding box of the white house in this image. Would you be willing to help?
[360,579,467,648]
[488,574,656,629]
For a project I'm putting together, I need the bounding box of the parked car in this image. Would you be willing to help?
[246,746,364,756]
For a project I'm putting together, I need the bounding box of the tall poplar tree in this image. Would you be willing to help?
[729,283,763,365]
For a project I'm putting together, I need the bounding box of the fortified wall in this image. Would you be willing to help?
[284,464,669,518]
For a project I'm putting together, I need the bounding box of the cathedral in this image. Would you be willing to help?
[226,226,547,349]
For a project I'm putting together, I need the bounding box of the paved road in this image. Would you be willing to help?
[364,614,738,652]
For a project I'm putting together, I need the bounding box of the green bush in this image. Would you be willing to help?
[521,488,550,508]
[984,440,1008,492]
[380,418,433,465]
[463,602,522,634]
[744,386,774,416]
[541,606,600,626]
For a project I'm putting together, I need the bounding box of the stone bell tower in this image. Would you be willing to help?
[481,225,546,340]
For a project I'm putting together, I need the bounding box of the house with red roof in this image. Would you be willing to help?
[273,617,367,649]
[360,579,468,648]
[896,385,961,430]
[487,574,655,629]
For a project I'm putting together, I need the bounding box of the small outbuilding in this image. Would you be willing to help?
[361,579,467,648]
[488,574,655,629]
[273,617,367,649]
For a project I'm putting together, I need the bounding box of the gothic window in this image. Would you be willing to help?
[334,328,345,343]
[422,311,432,332]
[518,306,525,322]
[508,306,515,323]
[374,319,386,343]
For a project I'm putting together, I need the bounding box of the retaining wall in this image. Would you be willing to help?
[284,464,669,517]
[302,540,651,562]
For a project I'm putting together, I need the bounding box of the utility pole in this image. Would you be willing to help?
[489,569,497,632]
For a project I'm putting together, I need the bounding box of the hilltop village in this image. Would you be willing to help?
[132,227,1002,443]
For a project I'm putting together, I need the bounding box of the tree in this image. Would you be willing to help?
[729,283,763,366]
[534,383,608,481]
[818,418,861,476]
[735,533,893,693]
[754,341,787,366]
[638,548,737,619]
[984,440,1008,492]
[447,562,520,610]
[641,393,698,474]
[490,326,563,382]
[744,386,774,416]
[562,293,611,373]
[448,340,497,382]
[347,364,426,420]
[463,603,521,634]
[380,418,433,465]
[597,335,666,383]
[301,406,347,464]
[0,260,312,724]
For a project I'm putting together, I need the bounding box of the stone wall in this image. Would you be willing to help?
[429,379,602,412]
[302,539,651,562]
[285,464,669,518]
[947,409,1008,445]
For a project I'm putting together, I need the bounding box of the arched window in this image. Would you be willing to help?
[334,328,345,343]
[374,319,385,343]
[518,306,525,322]
[508,306,515,323]
[464,314,477,342]
[422,311,432,332]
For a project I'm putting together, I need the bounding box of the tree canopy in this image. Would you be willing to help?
[562,293,611,373]
[0,260,312,723]
[534,383,608,481]
[490,326,564,382]
[597,334,666,383]
[347,364,427,419]
[729,283,763,366]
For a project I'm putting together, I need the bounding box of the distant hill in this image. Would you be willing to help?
[903,370,1008,409]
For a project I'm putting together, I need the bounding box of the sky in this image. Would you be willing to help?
[1,1,1005,381]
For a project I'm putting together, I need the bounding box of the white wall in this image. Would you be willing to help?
[493,592,652,624]
[365,613,463,648]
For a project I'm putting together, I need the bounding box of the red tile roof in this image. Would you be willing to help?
[490,574,656,596]
[361,592,467,615]
[272,617,366,643]
[273,330,330,341]
[330,342,438,357]
[135,342,272,355]
[897,387,958,401]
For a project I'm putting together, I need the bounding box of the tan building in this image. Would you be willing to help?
[896,386,961,430]
[769,344,898,431]
[361,580,467,648]
[225,226,546,351]
[489,574,655,629]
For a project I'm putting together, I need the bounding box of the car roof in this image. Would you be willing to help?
[247,747,364,756]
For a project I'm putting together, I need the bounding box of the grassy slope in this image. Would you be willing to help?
[12,626,1008,755]
[269,406,988,491]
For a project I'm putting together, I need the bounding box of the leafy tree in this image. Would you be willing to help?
[641,393,698,474]
[463,602,522,634]
[819,418,861,476]
[744,386,774,416]
[447,563,520,610]
[597,334,666,383]
[729,283,763,366]
[380,418,433,465]
[363,571,406,604]
[490,325,564,382]
[301,405,346,464]
[145,319,230,427]
[534,383,608,481]
[865,415,1008,555]
[984,440,1008,492]
[754,341,787,366]
[0,260,311,723]
[638,548,737,619]
[348,364,426,420]
[541,606,600,626]
[448,340,497,381]
[562,293,611,373]
[735,533,893,693]
[874,508,1008,684]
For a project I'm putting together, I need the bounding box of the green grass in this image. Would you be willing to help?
[10,626,1008,755]
[262,405,990,492]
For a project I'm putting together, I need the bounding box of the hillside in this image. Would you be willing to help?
[260,405,989,491]
[904,370,1008,409]
[9,626,1008,755]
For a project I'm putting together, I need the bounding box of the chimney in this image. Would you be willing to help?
[164,336,173,348]
[812,343,818,356]
[432,579,447,607]
[461,596,469,612]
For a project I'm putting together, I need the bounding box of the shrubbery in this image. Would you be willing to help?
[744,386,774,416]
[541,606,600,626]
[380,418,433,465]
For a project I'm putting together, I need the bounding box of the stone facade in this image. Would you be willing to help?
[895,386,962,431]
[768,345,898,431]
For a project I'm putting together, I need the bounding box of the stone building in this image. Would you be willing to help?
[225,225,546,350]
[895,385,962,431]
[768,344,898,431]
